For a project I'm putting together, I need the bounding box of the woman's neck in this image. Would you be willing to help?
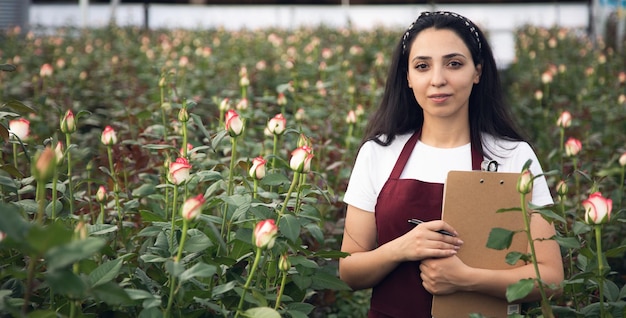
[420,120,470,148]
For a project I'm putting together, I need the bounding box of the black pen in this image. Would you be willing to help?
[408,218,455,237]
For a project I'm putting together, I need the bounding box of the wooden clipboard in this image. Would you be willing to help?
[431,170,530,318]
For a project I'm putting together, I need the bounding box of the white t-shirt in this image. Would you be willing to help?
[343,132,554,212]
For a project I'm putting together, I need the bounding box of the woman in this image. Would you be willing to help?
[339,11,563,318]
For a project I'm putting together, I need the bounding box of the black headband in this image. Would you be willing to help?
[402,11,482,55]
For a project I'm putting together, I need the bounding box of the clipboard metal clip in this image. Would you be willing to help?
[481,160,498,172]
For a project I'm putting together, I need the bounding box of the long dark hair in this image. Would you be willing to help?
[361,11,527,156]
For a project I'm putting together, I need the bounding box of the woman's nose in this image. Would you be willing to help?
[430,67,447,87]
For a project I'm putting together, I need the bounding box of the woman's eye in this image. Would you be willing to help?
[448,61,463,68]
[415,63,428,70]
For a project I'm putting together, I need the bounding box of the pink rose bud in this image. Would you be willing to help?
[278,253,291,272]
[619,152,626,167]
[541,70,553,84]
[295,108,305,122]
[583,192,613,224]
[225,109,244,137]
[168,157,192,185]
[277,92,287,106]
[54,141,64,165]
[297,133,312,148]
[101,125,118,146]
[219,98,231,111]
[33,146,56,181]
[355,104,364,117]
[0,231,6,242]
[235,98,248,110]
[96,185,107,203]
[556,180,568,196]
[516,168,533,194]
[60,109,76,134]
[254,219,278,249]
[40,63,53,77]
[564,137,582,157]
[345,110,357,124]
[267,113,287,136]
[249,156,267,180]
[289,145,314,173]
[239,74,250,87]
[181,194,205,221]
[556,111,572,128]
[9,118,30,140]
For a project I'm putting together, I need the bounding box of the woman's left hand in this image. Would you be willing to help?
[419,256,470,295]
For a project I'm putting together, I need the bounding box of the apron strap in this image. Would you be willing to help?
[388,131,421,180]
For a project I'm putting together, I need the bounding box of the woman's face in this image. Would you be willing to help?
[406,27,481,123]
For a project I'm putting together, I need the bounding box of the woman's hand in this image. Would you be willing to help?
[395,220,463,262]
[419,255,470,295]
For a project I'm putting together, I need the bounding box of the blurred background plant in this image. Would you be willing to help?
[0,15,624,316]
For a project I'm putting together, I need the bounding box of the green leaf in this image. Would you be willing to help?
[89,258,125,288]
[310,271,351,291]
[89,281,133,306]
[620,283,626,300]
[504,251,528,265]
[243,306,281,318]
[45,268,87,297]
[505,278,534,302]
[0,202,30,241]
[179,262,217,282]
[554,236,581,249]
[606,245,626,258]
[4,99,35,114]
[534,208,566,223]
[0,63,17,72]
[262,171,291,186]
[140,254,169,263]
[184,229,213,252]
[87,224,118,236]
[286,302,315,315]
[142,143,174,150]
[0,166,22,179]
[572,221,592,235]
[212,281,237,297]
[495,207,523,213]
[604,279,620,302]
[45,237,106,271]
[290,255,319,269]
[27,222,73,255]
[279,214,300,243]
[165,260,185,278]
[486,227,516,250]
[132,183,156,196]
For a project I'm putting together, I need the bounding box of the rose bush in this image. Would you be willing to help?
[0,20,624,317]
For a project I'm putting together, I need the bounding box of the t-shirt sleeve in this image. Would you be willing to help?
[343,142,377,212]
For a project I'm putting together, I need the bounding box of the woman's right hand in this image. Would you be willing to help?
[394,220,463,262]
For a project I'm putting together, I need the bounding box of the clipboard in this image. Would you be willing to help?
[431,170,530,318]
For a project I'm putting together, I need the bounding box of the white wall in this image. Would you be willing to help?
[29,3,590,67]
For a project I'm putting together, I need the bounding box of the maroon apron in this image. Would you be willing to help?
[369,130,483,318]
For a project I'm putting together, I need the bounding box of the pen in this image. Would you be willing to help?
[408,218,455,237]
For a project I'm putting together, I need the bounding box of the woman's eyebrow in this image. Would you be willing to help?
[412,52,467,62]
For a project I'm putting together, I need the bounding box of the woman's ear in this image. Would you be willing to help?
[407,71,412,88]
[474,64,482,84]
